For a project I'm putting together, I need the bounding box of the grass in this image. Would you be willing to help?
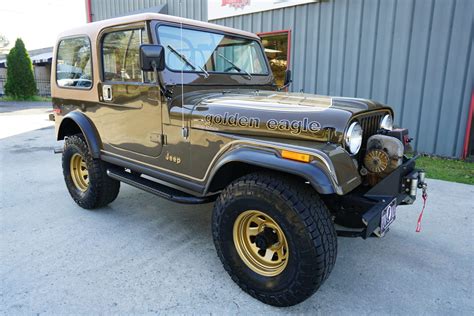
[0,95,51,102]
[415,155,474,185]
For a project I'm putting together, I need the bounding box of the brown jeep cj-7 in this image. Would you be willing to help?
[52,13,427,306]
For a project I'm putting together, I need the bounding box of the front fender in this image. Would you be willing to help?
[205,146,337,195]
[57,111,102,158]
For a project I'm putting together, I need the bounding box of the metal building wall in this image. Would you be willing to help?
[211,0,473,158]
[89,0,207,22]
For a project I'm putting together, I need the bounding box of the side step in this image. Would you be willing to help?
[106,168,215,204]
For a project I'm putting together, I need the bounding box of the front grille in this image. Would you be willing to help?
[358,112,386,150]
[350,111,388,164]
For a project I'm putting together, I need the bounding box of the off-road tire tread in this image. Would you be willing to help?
[212,172,337,307]
[63,134,120,209]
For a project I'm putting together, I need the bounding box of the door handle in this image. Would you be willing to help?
[102,85,112,101]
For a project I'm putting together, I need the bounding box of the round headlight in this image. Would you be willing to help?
[380,114,393,130]
[345,122,363,154]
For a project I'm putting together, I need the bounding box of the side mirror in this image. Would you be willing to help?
[139,44,165,71]
[283,69,292,87]
[278,69,292,91]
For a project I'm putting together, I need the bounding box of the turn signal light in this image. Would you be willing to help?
[281,150,311,163]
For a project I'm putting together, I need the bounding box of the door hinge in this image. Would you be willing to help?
[150,133,166,144]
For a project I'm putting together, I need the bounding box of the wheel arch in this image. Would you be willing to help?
[57,111,102,158]
[205,147,336,195]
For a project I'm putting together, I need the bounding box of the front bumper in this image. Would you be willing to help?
[364,155,425,205]
[335,155,427,238]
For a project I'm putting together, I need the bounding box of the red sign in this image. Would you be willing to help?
[221,0,250,9]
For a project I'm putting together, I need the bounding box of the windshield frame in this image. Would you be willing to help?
[155,22,271,77]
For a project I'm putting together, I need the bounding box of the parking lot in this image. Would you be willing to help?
[1,103,473,314]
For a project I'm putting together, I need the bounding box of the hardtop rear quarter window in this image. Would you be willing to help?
[56,36,93,89]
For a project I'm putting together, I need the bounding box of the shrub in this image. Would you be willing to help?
[4,38,37,99]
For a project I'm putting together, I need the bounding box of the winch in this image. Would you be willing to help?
[363,134,404,185]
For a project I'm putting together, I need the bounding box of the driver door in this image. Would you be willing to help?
[99,26,163,158]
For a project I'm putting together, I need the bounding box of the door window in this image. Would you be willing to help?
[102,29,149,82]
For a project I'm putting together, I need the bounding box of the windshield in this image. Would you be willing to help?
[157,25,269,75]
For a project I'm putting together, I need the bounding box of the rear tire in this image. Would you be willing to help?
[62,134,120,209]
[212,172,337,307]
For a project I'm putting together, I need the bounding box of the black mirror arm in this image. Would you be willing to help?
[277,69,292,91]
[152,63,173,100]
[277,79,292,91]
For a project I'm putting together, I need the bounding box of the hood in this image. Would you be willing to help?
[189,90,391,143]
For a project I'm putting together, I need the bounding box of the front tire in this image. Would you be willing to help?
[212,172,337,307]
[62,134,120,209]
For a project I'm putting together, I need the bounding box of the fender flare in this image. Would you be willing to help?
[57,111,102,158]
[205,146,336,195]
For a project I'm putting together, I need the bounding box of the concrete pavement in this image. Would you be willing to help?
[0,104,473,314]
[0,101,54,139]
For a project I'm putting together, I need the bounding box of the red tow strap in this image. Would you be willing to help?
[416,191,428,232]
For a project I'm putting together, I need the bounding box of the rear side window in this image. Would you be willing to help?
[102,28,148,82]
[56,36,92,89]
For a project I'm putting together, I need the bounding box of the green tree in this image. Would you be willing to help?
[4,38,37,99]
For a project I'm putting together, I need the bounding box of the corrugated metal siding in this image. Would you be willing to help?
[90,0,208,22]
[211,0,473,157]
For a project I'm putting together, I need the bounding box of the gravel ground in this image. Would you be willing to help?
[0,105,473,315]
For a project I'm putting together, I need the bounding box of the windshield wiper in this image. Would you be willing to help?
[167,44,209,78]
[217,53,252,79]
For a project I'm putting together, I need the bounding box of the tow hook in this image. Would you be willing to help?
[416,170,427,194]
[417,170,426,187]
[406,170,427,197]
[415,170,428,232]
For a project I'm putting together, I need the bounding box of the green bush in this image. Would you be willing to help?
[4,38,37,99]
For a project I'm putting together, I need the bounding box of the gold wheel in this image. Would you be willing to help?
[70,153,89,192]
[233,210,289,277]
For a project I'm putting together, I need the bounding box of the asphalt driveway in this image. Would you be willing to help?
[0,104,473,314]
